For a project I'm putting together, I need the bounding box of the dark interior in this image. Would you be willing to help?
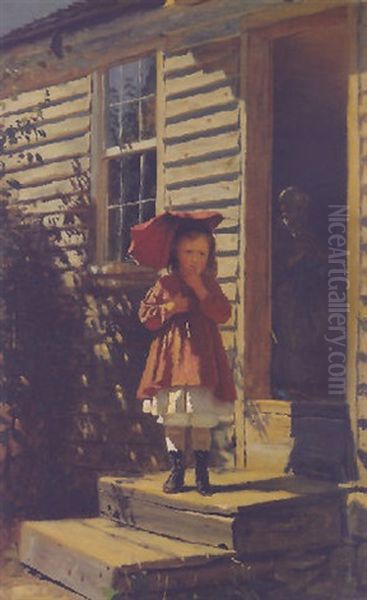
[271,23,348,401]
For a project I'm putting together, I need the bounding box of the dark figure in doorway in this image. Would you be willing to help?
[271,186,328,400]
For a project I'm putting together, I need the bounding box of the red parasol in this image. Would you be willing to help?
[128,209,223,270]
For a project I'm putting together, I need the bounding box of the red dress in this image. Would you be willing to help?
[137,272,236,404]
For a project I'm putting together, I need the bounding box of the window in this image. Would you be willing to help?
[101,55,157,261]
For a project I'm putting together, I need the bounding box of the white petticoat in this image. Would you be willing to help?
[142,386,233,428]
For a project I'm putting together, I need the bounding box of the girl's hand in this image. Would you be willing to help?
[181,268,208,301]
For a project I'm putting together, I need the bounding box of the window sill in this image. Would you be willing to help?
[88,262,158,288]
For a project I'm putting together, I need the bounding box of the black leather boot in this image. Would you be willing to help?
[194,450,213,496]
[163,450,185,493]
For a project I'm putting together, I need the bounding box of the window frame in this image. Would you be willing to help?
[91,50,164,268]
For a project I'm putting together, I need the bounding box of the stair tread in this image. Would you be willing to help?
[99,470,341,516]
[20,518,235,600]
[21,518,230,569]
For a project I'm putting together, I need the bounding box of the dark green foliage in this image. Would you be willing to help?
[0,91,152,520]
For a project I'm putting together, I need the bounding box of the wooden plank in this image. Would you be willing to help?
[166,154,240,185]
[5,133,90,173]
[217,255,239,281]
[0,77,91,116]
[167,178,240,206]
[165,60,238,97]
[166,85,237,119]
[20,518,231,600]
[164,38,240,75]
[234,33,247,470]
[244,33,272,399]
[165,106,239,140]
[165,130,240,164]
[347,5,364,482]
[234,494,342,556]
[15,178,89,204]
[4,156,90,188]
[247,399,292,416]
[1,115,90,152]
[221,329,236,351]
[220,281,237,302]
[245,442,291,472]
[1,95,91,130]
[216,231,239,254]
[100,487,235,549]
[246,412,291,445]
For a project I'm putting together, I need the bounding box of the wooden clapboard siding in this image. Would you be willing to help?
[1,95,90,131]
[0,77,91,116]
[166,155,240,185]
[20,196,89,216]
[167,179,241,206]
[15,177,90,205]
[216,232,239,255]
[166,86,238,120]
[164,39,240,75]
[1,76,92,273]
[5,156,90,189]
[217,256,239,280]
[5,134,90,173]
[165,106,239,140]
[165,131,240,164]
[2,115,90,157]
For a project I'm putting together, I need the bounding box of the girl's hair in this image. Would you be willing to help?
[168,223,217,276]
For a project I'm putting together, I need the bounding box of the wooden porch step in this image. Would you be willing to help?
[19,518,235,600]
[98,470,345,555]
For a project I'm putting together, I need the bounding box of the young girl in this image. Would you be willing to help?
[137,223,236,495]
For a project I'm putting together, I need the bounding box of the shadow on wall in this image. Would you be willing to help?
[0,203,165,522]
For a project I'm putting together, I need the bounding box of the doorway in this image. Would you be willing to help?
[244,8,349,404]
[271,19,348,402]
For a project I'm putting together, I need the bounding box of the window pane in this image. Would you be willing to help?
[142,150,157,199]
[122,62,139,101]
[106,56,156,148]
[141,199,155,222]
[141,56,156,96]
[141,96,156,140]
[107,104,121,147]
[122,154,140,202]
[108,155,141,205]
[108,66,122,104]
[108,159,122,205]
[120,101,139,145]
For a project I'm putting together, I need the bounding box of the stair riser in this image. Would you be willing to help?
[99,483,235,549]
[234,497,343,557]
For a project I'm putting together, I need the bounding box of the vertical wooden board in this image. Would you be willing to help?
[244,33,272,399]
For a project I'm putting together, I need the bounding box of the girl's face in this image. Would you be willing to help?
[176,234,210,276]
